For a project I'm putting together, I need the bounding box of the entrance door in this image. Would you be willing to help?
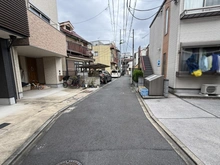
[26,57,38,83]
[162,53,167,78]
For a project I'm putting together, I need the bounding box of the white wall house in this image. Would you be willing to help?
[149,0,220,94]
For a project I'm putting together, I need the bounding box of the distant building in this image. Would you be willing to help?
[91,41,120,73]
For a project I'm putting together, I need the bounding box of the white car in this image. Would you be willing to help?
[111,70,121,78]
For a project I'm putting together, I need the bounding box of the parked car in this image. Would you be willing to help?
[98,70,112,84]
[111,70,121,78]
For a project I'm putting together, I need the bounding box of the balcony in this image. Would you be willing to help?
[181,5,220,19]
[67,41,92,57]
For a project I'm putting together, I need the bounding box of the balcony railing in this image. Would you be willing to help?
[181,5,220,19]
[67,41,91,57]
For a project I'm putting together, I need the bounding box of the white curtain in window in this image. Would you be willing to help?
[205,0,220,6]
[184,0,203,9]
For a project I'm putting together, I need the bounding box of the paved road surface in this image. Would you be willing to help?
[18,76,186,165]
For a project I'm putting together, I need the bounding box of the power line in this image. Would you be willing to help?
[112,0,116,42]
[125,0,137,53]
[129,5,161,11]
[127,0,173,21]
[73,7,108,24]
[108,0,114,40]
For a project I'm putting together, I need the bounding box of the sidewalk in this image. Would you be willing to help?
[0,87,98,164]
[143,94,220,165]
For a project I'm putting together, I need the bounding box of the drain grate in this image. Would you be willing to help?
[56,160,82,165]
[0,123,10,129]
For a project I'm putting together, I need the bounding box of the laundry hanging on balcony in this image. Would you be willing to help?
[186,54,202,77]
[211,54,219,72]
[218,55,220,73]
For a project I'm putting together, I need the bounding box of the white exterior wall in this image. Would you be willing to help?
[43,57,63,87]
[180,16,220,45]
[167,2,181,88]
[149,10,164,75]
[29,0,59,29]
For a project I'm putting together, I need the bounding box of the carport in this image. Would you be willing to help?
[79,63,110,87]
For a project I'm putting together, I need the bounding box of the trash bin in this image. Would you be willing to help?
[144,74,164,96]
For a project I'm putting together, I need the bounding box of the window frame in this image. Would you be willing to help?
[165,8,169,35]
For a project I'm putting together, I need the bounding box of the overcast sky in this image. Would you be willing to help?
[57,0,164,55]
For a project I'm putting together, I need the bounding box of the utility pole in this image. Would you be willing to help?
[131,29,134,84]
[119,29,121,72]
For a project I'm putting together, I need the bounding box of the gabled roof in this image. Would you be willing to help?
[60,27,90,44]
[60,21,74,31]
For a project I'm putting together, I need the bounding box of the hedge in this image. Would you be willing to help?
[132,69,143,83]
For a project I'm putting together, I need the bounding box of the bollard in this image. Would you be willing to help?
[164,79,169,98]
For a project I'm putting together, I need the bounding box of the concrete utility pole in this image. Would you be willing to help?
[131,29,134,84]
[119,29,121,72]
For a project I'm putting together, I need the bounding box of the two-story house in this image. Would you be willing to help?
[59,21,94,76]
[0,0,66,105]
[149,0,220,95]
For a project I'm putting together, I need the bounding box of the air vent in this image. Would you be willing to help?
[201,84,220,95]
[206,86,216,93]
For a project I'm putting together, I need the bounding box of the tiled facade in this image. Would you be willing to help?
[27,11,66,56]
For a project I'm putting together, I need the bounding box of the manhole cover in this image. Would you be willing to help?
[56,160,82,165]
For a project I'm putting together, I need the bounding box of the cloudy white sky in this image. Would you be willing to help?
[57,0,164,55]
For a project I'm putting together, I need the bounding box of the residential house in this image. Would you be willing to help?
[92,41,120,73]
[149,0,220,94]
[0,0,66,105]
[59,21,94,76]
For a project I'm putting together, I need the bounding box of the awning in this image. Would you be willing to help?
[79,63,109,69]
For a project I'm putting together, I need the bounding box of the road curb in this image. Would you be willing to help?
[136,90,205,165]
[2,88,101,165]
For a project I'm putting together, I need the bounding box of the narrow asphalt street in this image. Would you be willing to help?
[18,76,186,165]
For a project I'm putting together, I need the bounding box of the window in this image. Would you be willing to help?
[29,3,50,24]
[184,0,220,9]
[66,26,71,31]
[180,46,220,71]
[94,51,98,56]
[205,0,220,6]
[165,8,169,35]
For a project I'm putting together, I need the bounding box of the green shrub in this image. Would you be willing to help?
[132,69,143,82]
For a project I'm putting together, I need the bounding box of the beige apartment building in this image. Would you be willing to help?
[5,0,66,104]
[92,41,120,73]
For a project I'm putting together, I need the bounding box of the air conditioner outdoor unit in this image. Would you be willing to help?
[201,84,220,95]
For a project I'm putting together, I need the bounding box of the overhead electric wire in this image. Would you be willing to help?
[116,0,120,45]
[108,0,114,39]
[125,0,137,53]
[127,0,173,21]
[112,0,117,42]
[73,6,108,24]
[129,5,161,11]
